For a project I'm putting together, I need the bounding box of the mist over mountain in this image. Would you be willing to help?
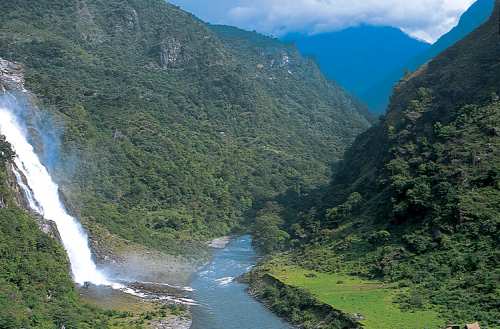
[250,2,500,327]
[285,0,494,114]
[283,26,430,103]
[363,0,496,113]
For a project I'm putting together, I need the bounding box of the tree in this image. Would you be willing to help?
[367,230,391,246]
[0,136,14,164]
[253,203,290,253]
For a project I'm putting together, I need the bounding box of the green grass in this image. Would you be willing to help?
[270,266,444,329]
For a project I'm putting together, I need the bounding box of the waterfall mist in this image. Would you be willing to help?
[0,94,113,286]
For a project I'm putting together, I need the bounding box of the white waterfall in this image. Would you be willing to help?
[0,105,112,286]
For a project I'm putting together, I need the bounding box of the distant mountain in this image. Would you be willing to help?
[252,1,500,326]
[283,26,430,103]
[0,0,369,257]
[0,0,370,326]
[409,0,496,71]
[362,0,495,113]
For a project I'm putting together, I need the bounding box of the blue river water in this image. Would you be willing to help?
[190,235,293,329]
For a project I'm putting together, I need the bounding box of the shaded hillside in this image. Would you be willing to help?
[0,0,369,254]
[363,0,495,113]
[261,2,500,326]
[283,26,430,106]
[210,25,372,132]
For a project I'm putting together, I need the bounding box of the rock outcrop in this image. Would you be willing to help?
[151,316,191,329]
[0,57,63,241]
[0,58,25,92]
[76,0,105,44]
[160,37,183,68]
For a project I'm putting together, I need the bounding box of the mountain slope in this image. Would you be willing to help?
[283,26,430,103]
[0,0,369,255]
[210,25,372,129]
[363,0,495,113]
[0,136,132,328]
[257,2,500,326]
[408,0,495,72]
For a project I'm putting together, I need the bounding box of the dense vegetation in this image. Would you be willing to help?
[0,0,369,254]
[0,137,116,328]
[0,1,370,325]
[253,4,500,327]
[244,270,361,329]
[0,193,184,328]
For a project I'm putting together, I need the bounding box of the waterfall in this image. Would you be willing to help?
[0,103,112,287]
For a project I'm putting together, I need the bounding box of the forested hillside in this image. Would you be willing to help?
[253,3,500,327]
[0,0,369,254]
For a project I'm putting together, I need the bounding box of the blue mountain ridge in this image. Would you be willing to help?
[284,0,495,113]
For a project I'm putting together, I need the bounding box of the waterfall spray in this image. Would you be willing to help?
[0,94,195,303]
[0,98,112,286]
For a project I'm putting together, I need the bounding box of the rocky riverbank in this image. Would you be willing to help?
[151,316,192,329]
[207,236,231,249]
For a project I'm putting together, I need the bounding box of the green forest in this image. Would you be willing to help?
[250,5,500,328]
[0,0,498,328]
[0,0,369,255]
[0,0,370,327]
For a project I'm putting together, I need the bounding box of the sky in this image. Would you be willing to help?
[168,0,476,43]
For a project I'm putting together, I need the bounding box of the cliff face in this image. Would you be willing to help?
[0,58,25,92]
[0,59,77,328]
[0,58,63,240]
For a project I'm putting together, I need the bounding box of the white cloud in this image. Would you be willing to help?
[219,0,476,43]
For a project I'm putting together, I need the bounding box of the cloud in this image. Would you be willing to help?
[170,0,476,43]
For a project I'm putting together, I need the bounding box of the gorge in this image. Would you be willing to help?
[0,0,498,328]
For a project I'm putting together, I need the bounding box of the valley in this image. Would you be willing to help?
[0,0,498,329]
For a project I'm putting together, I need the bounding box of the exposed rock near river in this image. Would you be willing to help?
[151,316,191,329]
[1,55,195,328]
[207,236,231,249]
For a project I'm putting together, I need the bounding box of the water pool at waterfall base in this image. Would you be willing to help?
[190,235,293,329]
[0,96,293,328]
[0,96,198,307]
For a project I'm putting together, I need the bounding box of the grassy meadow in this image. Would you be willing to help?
[270,266,444,329]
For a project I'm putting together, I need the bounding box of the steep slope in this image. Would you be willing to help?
[408,0,495,71]
[0,0,369,254]
[283,26,430,103]
[0,135,133,328]
[363,0,495,113]
[256,2,499,327]
[210,25,371,133]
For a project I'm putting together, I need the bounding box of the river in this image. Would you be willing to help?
[190,235,293,329]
